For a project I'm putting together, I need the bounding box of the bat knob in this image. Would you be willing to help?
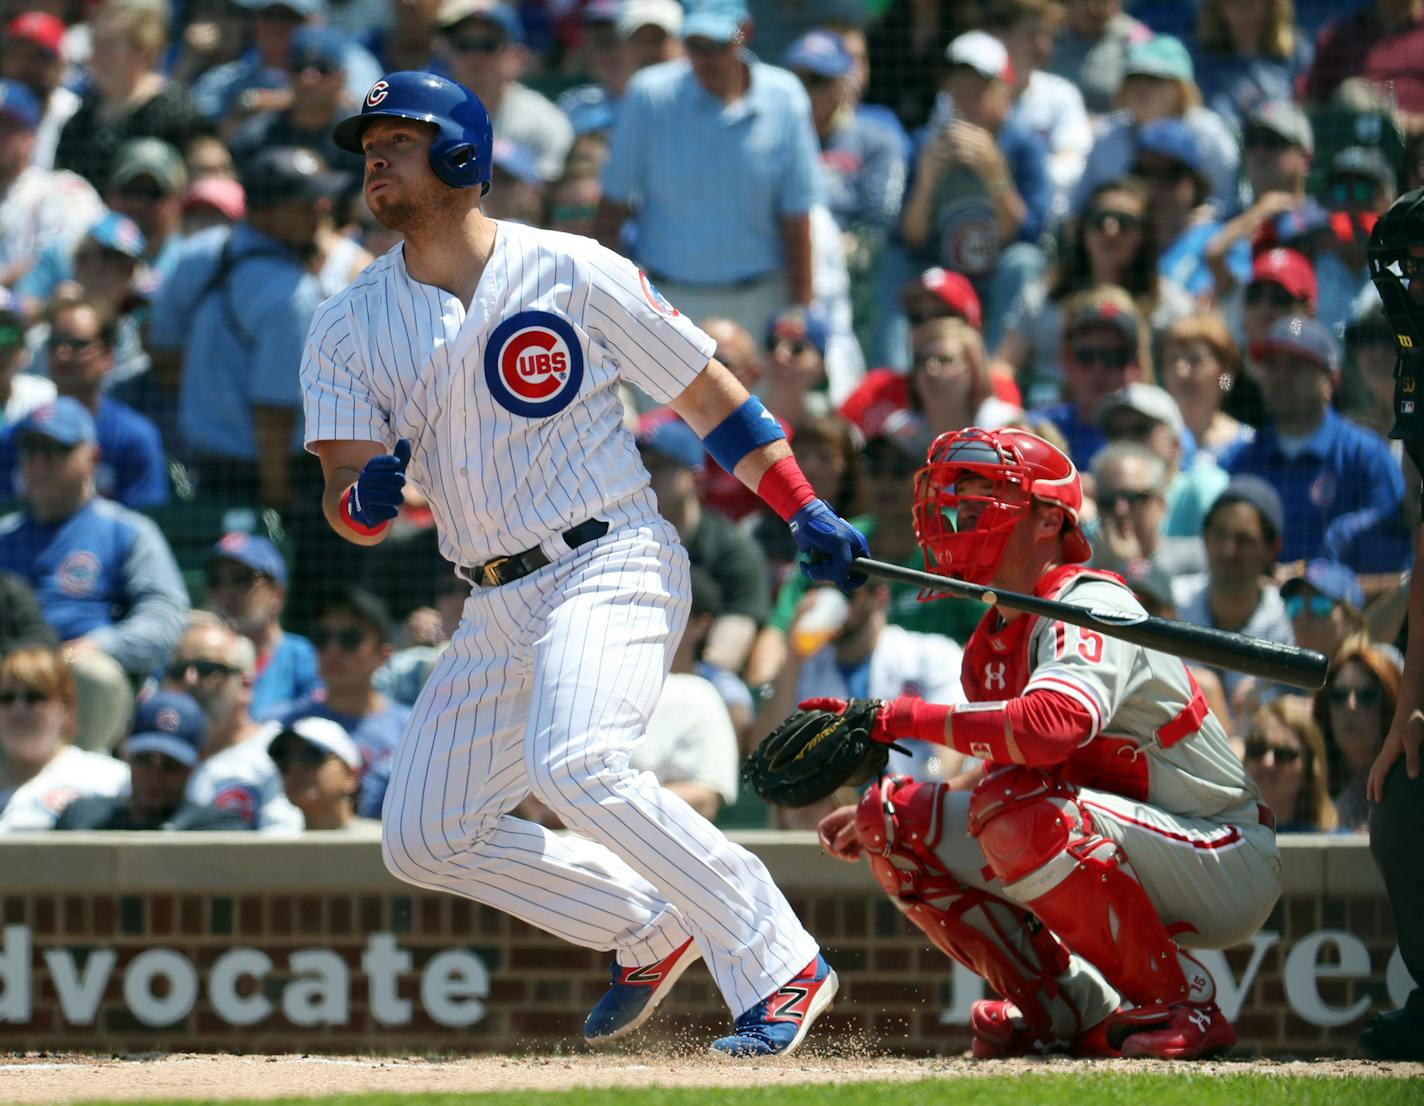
[982,591,998,607]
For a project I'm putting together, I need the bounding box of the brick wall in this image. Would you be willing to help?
[0,832,1406,1056]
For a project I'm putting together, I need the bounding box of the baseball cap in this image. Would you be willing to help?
[1249,247,1316,308]
[785,30,852,78]
[1062,294,1140,347]
[127,691,208,767]
[682,0,748,44]
[208,531,288,586]
[1245,100,1314,155]
[617,0,682,38]
[1281,559,1364,612]
[0,79,40,131]
[1123,34,1193,82]
[111,138,187,195]
[945,30,1013,84]
[241,146,347,208]
[7,12,65,57]
[906,267,983,330]
[491,137,541,186]
[1135,118,1204,177]
[85,212,147,260]
[1096,383,1185,440]
[438,0,523,42]
[767,306,828,357]
[636,410,705,471]
[1249,315,1339,374]
[1332,146,1397,194]
[289,25,348,71]
[269,716,363,772]
[183,177,247,222]
[14,397,96,447]
[1207,475,1284,544]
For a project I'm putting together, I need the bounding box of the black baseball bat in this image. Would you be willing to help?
[851,557,1330,691]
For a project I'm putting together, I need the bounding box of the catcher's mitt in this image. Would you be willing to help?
[741,698,893,807]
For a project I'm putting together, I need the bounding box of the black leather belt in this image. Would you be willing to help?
[463,519,609,588]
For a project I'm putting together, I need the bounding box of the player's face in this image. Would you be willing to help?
[951,473,998,531]
[360,118,447,231]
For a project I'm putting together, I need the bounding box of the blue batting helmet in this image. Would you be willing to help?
[333,71,493,193]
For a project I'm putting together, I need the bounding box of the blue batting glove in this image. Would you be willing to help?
[348,439,411,528]
[789,498,870,592]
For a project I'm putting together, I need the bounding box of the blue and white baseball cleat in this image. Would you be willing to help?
[583,937,701,1044]
[709,954,839,1058]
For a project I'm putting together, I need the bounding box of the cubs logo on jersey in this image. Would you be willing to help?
[55,550,100,597]
[638,272,679,317]
[483,311,585,418]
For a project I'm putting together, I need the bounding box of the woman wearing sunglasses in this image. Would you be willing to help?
[1241,697,1339,834]
[992,177,1191,408]
[1314,642,1401,832]
[0,645,130,831]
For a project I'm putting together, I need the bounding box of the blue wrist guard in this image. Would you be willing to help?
[702,396,785,473]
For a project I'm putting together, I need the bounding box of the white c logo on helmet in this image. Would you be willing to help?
[366,80,390,107]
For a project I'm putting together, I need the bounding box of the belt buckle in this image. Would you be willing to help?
[480,555,512,587]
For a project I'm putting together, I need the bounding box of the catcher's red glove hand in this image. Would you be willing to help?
[797,696,923,745]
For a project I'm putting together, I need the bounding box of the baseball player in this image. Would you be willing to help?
[812,426,1281,1059]
[300,71,868,1057]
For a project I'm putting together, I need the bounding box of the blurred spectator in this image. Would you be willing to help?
[1281,559,1367,662]
[1341,295,1397,437]
[190,0,381,133]
[149,146,338,510]
[55,690,245,830]
[202,532,319,717]
[1230,315,1404,570]
[1192,0,1314,131]
[2,11,79,170]
[756,580,966,828]
[554,0,661,138]
[761,305,831,427]
[1073,35,1240,218]
[1031,285,1149,468]
[1302,0,1424,116]
[900,266,983,335]
[0,398,188,751]
[0,570,54,654]
[0,645,128,831]
[784,29,905,255]
[636,412,768,673]
[1159,312,1255,461]
[993,176,1192,407]
[1045,0,1149,117]
[181,175,247,235]
[618,0,684,73]
[597,0,820,340]
[436,0,572,182]
[374,572,468,707]
[0,78,103,290]
[228,26,366,188]
[105,138,187,275]
[1316,145,1397,332]
[680,565,754,750]
[365,0,441,72]
[483,137,544,224]
[1315,641,1401,831]
[1242,697,1339,833]
[890,316,1020,442]
[543,167,600,237]
[901,31,1051,337]
[1088,440,1204,581]
[1231,246,1317,427]
[1098,381,1229,539]
[168,613,304,832]
[987,0,1092,221]
[266,585,409,772]
[53,2,205,193]
[186,132,238,182]
[0,287,53,429]
[0,293,168,508]
[268,715,370,831]
[863,0,978,129]
[169,0,258,91]
[1173,475,1294,708]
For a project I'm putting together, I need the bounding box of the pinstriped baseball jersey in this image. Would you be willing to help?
[962,566,1262,820]
[300,222,716,564]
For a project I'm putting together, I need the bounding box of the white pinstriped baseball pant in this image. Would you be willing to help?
[381,518,818,1015]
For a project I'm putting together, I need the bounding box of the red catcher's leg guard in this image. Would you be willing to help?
[969,767,1208,1012]
[857,775,1080,1036]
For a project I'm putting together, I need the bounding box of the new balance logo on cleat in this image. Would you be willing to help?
[710,954,838,1058]
[771,984,811,1021]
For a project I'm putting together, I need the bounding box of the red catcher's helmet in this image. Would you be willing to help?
[912,426,1092,585]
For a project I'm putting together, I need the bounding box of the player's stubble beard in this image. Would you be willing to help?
[368,178,451,240]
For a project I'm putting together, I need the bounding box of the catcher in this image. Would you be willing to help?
[745,427,1281,1059]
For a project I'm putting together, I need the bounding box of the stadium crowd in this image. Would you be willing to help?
[0,0,1415,845]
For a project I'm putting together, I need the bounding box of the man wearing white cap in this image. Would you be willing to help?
[269,716,370,831]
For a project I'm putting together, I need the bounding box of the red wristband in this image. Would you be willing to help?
[339,485,390,537]
[881,696,954,745]
[757,455,817,522]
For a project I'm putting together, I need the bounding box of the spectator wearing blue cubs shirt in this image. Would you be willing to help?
[0,294,167,508]
[264,586,409,774]
[0,397,188,750]
[1226,317,1404,573]
[202,532,320,718]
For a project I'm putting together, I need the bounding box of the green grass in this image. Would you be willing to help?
[74,1073,1424,1106]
